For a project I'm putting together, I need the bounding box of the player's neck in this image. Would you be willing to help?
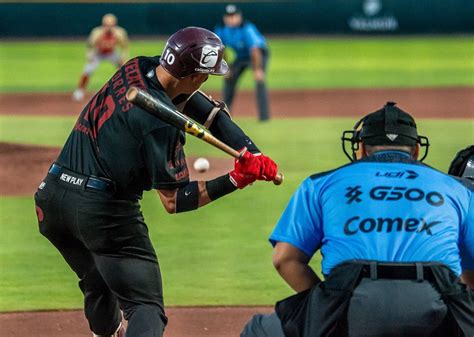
[155,66,182,99]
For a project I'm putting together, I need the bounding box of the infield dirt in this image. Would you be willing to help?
[1,87,473,119]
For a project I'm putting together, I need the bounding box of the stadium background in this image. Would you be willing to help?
[0,0,473,336]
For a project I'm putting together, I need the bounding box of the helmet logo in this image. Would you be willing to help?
[386,133,398,141]
[200,45,219,68]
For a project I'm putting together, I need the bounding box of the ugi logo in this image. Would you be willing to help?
[375,170,419,179]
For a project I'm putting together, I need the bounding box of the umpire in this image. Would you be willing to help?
[215,4,270,121]
[34,27,277,337]
[242,102,473,337]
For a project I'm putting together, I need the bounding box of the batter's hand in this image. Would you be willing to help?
[229,148,259,189]
[255,154,278,181]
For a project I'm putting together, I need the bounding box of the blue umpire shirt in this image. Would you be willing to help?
[215,21,267,60]
[270,151,474,276]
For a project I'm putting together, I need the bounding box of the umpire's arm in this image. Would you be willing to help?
[461,270,474,289]
[273,242,321,293]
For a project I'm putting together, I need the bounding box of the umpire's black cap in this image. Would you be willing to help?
[224,4,241,15]
[359,102,419,146]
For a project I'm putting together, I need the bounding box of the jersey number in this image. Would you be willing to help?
[81,84,116,139]
[163,49,175,65]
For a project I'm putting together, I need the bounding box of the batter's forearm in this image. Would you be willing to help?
[208,111,260,154]
[197,180,212,207]
[181,90,260,153]
[168,176,237,214]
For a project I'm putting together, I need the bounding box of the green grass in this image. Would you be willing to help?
[0,35,472,311]
[0,116,472,311]
[1,36,473,93]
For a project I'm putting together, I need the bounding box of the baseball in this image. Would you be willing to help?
[193,157,210,173]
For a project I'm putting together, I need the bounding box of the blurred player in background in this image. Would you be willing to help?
[215,4,270,121]
[72,13,129,101]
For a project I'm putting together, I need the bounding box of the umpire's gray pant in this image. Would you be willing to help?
[241,279,450,337]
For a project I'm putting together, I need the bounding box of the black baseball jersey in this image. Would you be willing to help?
[57,56,189,199]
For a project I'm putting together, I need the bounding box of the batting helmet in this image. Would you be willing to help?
[160,27,229,79]
[341,101,430,162]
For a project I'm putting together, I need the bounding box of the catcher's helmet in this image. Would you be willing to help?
[160,27,229,79]
[341,102,430,162]
[448,145,474,180]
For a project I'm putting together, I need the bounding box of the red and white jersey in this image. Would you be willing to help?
[88,26,128,56]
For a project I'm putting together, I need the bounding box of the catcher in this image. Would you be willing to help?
[449,145,474,181]
[72,13,129,101]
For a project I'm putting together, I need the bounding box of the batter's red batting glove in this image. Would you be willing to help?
[229,148,260,189]
[255,154,278,181]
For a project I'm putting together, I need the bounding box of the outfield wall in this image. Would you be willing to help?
[1,0,473,37]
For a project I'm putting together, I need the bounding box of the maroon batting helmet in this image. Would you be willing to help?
[160,26,229,78]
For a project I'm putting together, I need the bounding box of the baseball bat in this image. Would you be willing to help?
[126,86,283,185]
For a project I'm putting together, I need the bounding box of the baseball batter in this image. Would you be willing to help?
[35,27,278,337]
[72,14,129,102]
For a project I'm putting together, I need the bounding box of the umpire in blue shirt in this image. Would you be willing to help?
[215,4,270,121]
[241,102,474,337]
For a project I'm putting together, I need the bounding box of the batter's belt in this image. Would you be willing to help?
[48,163,116,193]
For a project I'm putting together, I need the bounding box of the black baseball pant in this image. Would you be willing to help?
[34,172,167,337]
[223,48,270,121]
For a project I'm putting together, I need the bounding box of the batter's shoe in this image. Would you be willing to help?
[93,322,126,337]
[72,89,85,102]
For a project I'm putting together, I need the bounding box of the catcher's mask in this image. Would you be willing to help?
[448,145,474,180]
[341,101,430,162]
[462,157,474,180]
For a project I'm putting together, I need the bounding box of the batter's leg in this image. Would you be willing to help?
[223,60,248,109]
[75,197,167,337]
[35,185,122,335]
[92,246,167,337]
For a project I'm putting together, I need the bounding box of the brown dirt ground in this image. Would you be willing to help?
[0,87,472,336]
[1,87,473,119]
[0,306,274,337]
